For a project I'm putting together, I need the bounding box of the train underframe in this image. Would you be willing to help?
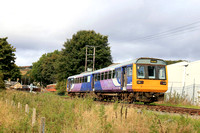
[68,91,165,103]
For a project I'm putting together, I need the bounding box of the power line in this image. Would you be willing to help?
[132,20,200,42]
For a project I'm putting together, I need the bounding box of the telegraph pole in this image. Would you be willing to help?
[85,46,88,72]
[85,45,98,72]
[93,47,95,71]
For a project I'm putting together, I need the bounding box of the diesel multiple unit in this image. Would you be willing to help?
[67,57,168,103]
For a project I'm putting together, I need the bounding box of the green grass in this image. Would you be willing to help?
[0,90,200,133]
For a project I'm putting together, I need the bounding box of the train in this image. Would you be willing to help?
[67,57,168,103]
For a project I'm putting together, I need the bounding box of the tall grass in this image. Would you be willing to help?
[0,90,200,132]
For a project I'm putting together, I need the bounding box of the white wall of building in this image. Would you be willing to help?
[167,61,200,104]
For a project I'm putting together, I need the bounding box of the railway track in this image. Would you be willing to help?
[94,100,200,116]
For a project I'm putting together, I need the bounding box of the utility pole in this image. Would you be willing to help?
[85,45,98,72]
[93,47,95,71]
[85,46,88,72]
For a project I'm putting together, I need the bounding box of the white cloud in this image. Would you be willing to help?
[1,0,200,66]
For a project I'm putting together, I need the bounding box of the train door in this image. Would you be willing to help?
[91,74,94,91]
[68,79,71,91]
[121,67,127,91]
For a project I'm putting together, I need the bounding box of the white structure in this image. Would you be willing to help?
[167,61,200,104]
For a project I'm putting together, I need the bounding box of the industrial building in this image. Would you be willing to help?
[167,61,200,104]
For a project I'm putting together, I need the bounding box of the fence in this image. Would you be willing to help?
[0,98,45,133]
[167,82,200,105]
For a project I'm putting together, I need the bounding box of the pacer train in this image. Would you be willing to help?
[67,57,168,103]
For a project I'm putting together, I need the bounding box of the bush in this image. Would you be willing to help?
[56,80,67,95]
[0,73,5,90]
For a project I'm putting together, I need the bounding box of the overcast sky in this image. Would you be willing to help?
[1,0,200,66]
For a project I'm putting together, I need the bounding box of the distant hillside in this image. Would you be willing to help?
[165,60,187,65]
[19,66,32,75]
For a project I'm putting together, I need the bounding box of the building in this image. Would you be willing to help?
[167,61,200,104]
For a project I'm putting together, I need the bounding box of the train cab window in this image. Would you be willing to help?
[137,66,145,79]
[108,71,112,79]
[158,66,166,80]
[105,72,108,80]
[148,66,155,79]
[112,70,116,79]
[101,73,104,80]
[127,66,132,77]
[97,73,100,81]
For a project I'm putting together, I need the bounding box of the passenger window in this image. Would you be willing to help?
[108,71,112,79]
[105,72,108,80]
[87,76,90,82]
[71,78,74,84]
[158,67,166,80]
[94,74,97,82]
[116,68,121,79]
[97,73,100,81]
[137,66,145,79]
[112,70,115,79]
[101,73,104,80]
[127,66,132,77]
[148,66,155,79]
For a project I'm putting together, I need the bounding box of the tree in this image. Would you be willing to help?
[57,30,113,81]
[0,37,21,81]
[31,50,60,86]
[0,72,5,90]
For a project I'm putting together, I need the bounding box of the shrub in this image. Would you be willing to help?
[56,80,66,95]
[0,73,5,90]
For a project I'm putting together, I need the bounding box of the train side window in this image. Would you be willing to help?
[108,71,112,79]
[87,76,90,82]
[101,73,104,80]
[116,68,121,79]
[105,72,108,80]
[112,70,116,79]
[137,66,145,79]
[148,66,155,79]
[71,78,74,84]
[97,73,100,81]
[94,74,97,82]
[84,76,87,83]
[127,66,133,77]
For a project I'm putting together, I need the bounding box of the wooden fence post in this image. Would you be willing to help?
[18,102,21,109]
[40,117,45,133]
[25,104,29,114]
[11,100,14,106]
[32,108,36,126]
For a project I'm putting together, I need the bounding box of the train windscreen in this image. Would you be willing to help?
[137,65,166,80]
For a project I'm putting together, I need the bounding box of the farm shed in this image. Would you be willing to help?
[167,61,200,104]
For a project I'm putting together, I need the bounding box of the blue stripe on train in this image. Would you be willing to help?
[94,81,102,91]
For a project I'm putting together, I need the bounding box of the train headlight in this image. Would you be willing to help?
[137,80,144,84]
[160,81,166,85]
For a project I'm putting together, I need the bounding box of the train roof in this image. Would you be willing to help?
[68,57,166,79]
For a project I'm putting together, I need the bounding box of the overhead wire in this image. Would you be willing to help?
[132,20,200,42]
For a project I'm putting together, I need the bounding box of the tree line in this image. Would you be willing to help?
[29,30,113,92]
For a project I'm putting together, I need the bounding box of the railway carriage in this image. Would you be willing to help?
[67,57,168,103]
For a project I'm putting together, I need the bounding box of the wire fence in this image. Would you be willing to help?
[166,82,200,105]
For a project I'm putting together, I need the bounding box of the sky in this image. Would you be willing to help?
[1,0,200,66]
